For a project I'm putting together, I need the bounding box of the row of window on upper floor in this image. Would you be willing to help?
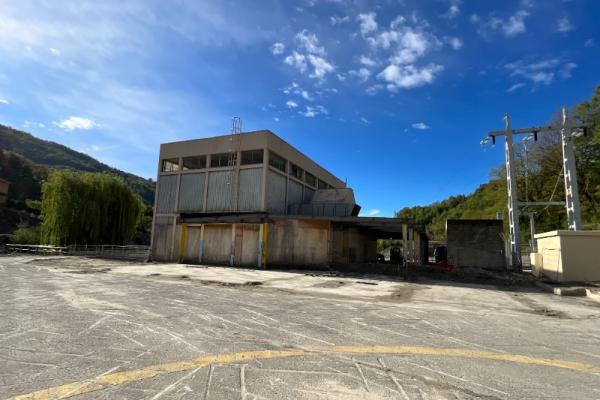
[161,149,334,189]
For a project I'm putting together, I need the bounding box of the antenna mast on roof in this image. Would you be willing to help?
[228,117,243,212]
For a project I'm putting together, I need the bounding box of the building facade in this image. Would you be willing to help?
[151,130,427,267]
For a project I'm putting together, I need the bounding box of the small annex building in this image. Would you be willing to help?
[150,130,427,268]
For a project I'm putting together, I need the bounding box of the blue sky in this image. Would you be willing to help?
[0,1,599,217]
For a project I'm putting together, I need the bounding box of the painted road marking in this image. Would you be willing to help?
[7,345,600,400]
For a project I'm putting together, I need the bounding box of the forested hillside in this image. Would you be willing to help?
[0,125,155,205]
[397,85,600,241]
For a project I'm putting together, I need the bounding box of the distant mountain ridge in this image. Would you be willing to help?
[0,124,155,205]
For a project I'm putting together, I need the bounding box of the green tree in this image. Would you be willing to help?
[40,171,144,245]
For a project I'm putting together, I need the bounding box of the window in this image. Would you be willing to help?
[318,179,328,189]
[241,149,264,165]
[210,152,237,168]
[161,158,179,172]
[269,152,286,172]
[305,172,316,187]
[290,163,303,180]
[182,155,206,170]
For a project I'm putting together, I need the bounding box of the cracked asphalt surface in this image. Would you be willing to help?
[1,256,600,399]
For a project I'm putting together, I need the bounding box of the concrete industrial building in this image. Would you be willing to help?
[151,130,427,268]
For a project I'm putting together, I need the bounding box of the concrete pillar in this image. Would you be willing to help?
[230,224,236,266]
[199,224,205,263]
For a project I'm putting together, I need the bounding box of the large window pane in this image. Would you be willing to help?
[161,158,179,172]
[305,172,316,187]
[241,149,264,165]
[182,155,206,170]
[210,152,236,168]
[269,151,286,172]
[290,163,303,180]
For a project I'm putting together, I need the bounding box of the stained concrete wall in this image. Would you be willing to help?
[446,219,505,269]
[534,230,600,282]
[331,226,377,264]
[267,219,330,266]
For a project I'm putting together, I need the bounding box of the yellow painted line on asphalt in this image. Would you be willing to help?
[7,345,600,400]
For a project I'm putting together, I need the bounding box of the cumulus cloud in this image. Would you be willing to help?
[55,116,98,131]
[330,15,350,26]
[359,56,377,67]
[284,51,307,73]
[378,64,443,90]
[555,17,574,33]
[283,30,335,80]
[270,42,285,55]
[349,67,371,82]
[0,98,9,105]
[49,47,60,56]
[299,105,327,118]
[296,29,325,55]
[441,0,461,19]
[307,54,335,79]
[505,58,577,87]
[471,10,529,38]
[446,37,463,50]
[357,13,377,36]
[286,100,298,108]
[412,122,430,130]
[282,82,313,101]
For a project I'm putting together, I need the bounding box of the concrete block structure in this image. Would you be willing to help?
[446,219,505,269]
[151,130,427,268]
[532,230,600,282]
[0,178,9,205]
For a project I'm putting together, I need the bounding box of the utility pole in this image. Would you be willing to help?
[504,113,522,271]
[560,107,583,230]
[483,106,588,271]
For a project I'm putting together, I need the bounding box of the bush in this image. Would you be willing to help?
[11,224,40,244]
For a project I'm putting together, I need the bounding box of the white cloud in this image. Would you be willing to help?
[55,116,98,130]
[349,67,371,82]
[471,10,529,38]
[299,105,327,118]
[284,51,307,73]
[507,83,525,93]
[282,82,313,101]
[555,17,574,33]
[360,117,370,124]
[412,122,430,130]
[307,54,335,79]
[378,64,443,90]
[49,47,60,56]
[295,29,325,55]
[584,39,595,48]
[363,209,380,216]
[441,1,461,19]
[0,98,9,104]
[286,100,298,108]
[359,56,377,67]
[273,117,280,122]
[505,59,577,87]
[270,42,285,55]
[446,37,463,50]
[24,120,46,129]
[357,12,378,36]
[330,15,350,26]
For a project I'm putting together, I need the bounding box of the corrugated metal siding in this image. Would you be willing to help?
[206,171,233,211]
[304,187,315,203]
[152,216,174,261]
[288,180,303,206]
[238,168,262,211]
[178,173,205,212]
[156,175,177,213]
[267,170,287,214]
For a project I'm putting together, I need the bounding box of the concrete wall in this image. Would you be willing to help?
[446,219,505,269]
[331,226,377,264]
[533,230,600,282]
[267,219,330,267]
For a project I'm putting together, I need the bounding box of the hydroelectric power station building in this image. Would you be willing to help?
[150,130,427,268]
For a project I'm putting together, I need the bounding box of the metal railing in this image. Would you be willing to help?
[6,244,149,261]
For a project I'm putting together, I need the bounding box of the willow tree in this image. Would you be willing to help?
[40,171,144,245]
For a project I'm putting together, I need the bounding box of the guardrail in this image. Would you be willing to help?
[6,244,149,261]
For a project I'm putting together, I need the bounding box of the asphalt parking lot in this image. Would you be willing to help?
[1,256,600,399]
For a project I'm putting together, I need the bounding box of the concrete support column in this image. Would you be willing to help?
[257,223,268,269]
[199,224,205,263]
[178,224,187,263]
[230,224,236,266]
